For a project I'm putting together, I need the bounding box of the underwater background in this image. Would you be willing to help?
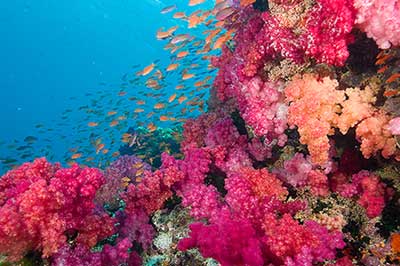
[0,0,214,174]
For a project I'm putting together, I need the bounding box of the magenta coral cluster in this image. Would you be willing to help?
[331,170,391,218]
[0,158,114,261]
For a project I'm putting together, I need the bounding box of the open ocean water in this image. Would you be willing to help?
[0,0,216,174]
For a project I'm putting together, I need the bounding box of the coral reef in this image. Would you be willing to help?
[2,1,400,265]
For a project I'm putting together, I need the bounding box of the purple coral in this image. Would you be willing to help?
[95,155,151,207]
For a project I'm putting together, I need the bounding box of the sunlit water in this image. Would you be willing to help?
[0,0,218,174]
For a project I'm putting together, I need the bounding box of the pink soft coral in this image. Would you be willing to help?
[178,211,264,266]
[331,170,388,218]
[52,238,140,266]
[263,214,345,263]
[238,77,288,142]
[354,0,400,49]
[0,158,114,261]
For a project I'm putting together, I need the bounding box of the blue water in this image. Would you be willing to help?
[0,0,217,174]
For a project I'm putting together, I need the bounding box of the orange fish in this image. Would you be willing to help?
[147,122,157,132]
[136,169,144,176]
[189,0,206,6]
[182,73,195,80]
[136,100,146,105]
[107,111,117,116]
[159,115,169,121]
[145,79,160,89]
[215,20,225,27]
[146,111,155,118]
[166,63,179,71]
[71,153,82,160]
[133,162,143,169]
[140,63,156,76]
[156,26,178,40]
[96,143,105,154]
[194,80,205,87]
[188,14,204,28]
[240,0,256,7]
[213,29,235,49]
[204,18,214,26]
[383,89,399,97]
[112,151,120,157]
[178,95,187,104]
[156,29,172,40]
[134,108,145,113]
[375,53,393,65]
[122,133,132,138]
[118,91,127,96]
[377,65,389,74]
[177,50,189,58]
[168,93,177,103]
[176,84,185,90]
[117,115,127,121]
[173,12,186,19]
[386,73,400,83]
[154,103,165,109]
[109,120,119,127]
[171,34,190,44]
[88,122,99,127]
[102,149,109,154]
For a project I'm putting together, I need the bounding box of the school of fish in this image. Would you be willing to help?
[0,0,252,171]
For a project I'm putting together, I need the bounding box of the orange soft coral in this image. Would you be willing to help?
[337,86,376,134]
[285,74,398,163]
[355,111,397,159]
[285,74,344,164]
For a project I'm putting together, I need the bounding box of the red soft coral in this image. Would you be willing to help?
[303,0,356,66]
[0,158,114,261]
